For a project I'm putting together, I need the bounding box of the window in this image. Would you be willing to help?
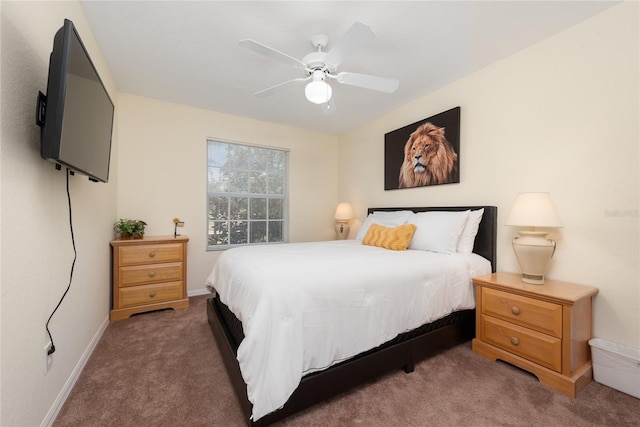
[207,139,288,249]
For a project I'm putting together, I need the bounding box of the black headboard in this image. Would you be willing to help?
[367,206,497,272]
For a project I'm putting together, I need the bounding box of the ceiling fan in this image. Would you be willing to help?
[239,22,399,105]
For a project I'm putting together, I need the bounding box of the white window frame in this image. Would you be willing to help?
[206,139,289,250]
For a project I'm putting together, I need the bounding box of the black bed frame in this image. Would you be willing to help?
[207,206,497,426]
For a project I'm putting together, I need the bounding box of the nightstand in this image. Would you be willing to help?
[110,235,189,321]
[472,272,598,397]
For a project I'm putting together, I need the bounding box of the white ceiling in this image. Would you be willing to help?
[80,1,618,135]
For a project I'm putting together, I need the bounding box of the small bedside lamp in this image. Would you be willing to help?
[334,203,354,240]
[506,192,562,284]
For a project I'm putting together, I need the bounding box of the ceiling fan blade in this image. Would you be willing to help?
[239,39,306,69]
[254,77,310,97]
[336,72,399,93]
[324,22,376,68]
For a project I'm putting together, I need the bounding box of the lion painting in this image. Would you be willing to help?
[398,122,458,188]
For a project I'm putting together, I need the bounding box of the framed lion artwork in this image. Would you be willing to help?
[384,107,460,190]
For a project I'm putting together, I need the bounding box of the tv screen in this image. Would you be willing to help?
[38,19,114,183]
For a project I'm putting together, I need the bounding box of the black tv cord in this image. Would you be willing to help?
[45,168,77,356]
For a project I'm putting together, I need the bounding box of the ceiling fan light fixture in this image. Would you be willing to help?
[305,79,332,104]
[241,22,398,105]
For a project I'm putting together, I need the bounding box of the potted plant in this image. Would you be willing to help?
[114,219,147,239]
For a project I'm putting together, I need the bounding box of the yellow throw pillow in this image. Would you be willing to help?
[362,223,417,251]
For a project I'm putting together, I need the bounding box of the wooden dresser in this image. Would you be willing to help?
[472,272,598,397]
[110,235,189,321]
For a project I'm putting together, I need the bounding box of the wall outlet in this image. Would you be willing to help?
[44,342,53,374]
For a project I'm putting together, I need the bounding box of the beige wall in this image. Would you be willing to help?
[1,1,118,426]
[338,2,639,348]
[116,94,339,294]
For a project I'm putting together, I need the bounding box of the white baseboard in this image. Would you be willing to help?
[40,315,110,427]
[188,287,211,297]
[40,291,208,426]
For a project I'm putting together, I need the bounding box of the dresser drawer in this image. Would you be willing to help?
[119,281,184,308]
[481,315,562,372]
[118,262,183,287]
[118,243,183,266]
[482,287,562,337]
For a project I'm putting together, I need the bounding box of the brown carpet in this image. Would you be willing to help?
[54,295,640,426]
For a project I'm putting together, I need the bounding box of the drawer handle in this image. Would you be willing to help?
[149,291,156,298]
[148,271,156,278]
[149,251,156,258]
[511,306,520,315]
[510,337,520,346]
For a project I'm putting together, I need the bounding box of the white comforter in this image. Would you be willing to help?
[205,240,491,420]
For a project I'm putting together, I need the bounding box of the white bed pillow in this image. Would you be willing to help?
[408,210,470,254]
[355,210,414,241]
[457,208,485,254]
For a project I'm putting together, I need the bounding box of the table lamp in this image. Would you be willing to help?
[334,203,354,240]
[506,192,562,284]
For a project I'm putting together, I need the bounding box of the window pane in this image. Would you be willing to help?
[250,198,267,219]
[230,221,248,244]
[268,221,283,242]
[229,170,249,193]
[208,196,228,220]
[269,150,285,170]
[251,147,269,171]
[250,171,267,194]
[227,145,250,168]
[250,221,267,243]
[230,197,248,220]
[267,170,284,195]
[208,142,228,167]
[208,167,228,192]
[208,221,228,245]
[268,199,283,219]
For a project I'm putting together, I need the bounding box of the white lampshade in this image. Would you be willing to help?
[305,80,332,104]
[506,192,562,229]
[506,192,562,285]
[334,203,354,221]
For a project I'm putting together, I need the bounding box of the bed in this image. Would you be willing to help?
[206,206,497,426]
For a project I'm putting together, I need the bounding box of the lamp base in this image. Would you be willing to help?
[335,222,350,240]
[521,272,545,285]
[512,231,556,285]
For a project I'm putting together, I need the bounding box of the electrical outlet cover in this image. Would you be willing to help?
[44,342,53,374]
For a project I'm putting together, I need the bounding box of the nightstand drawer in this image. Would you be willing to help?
[481,315,562,372]
[118,262,183,287]
[119,281,184,308]
[482,287,562,337]
[118,243,183,266]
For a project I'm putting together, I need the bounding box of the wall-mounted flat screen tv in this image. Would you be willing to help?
[37,19,114,183]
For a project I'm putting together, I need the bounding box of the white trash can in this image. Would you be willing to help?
[589,338,640,399]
